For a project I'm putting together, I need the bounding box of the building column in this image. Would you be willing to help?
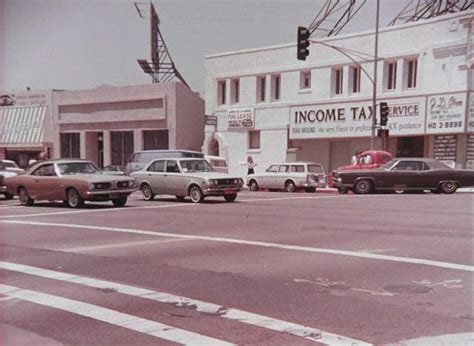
[396,58,404,92]
[79,131,86,159]
[103,130,111,167]
[134,129,143,152]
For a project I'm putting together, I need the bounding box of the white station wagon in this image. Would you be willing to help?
[247,162,325,193]
[131,158,244,203]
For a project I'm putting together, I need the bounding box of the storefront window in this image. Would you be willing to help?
[143,130,169,150]
[60,133,80,158]
[111,131,134,166]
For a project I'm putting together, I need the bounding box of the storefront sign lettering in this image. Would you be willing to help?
[290,97,425,139]
[426,93,466,134]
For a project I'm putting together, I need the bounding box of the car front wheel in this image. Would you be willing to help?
[354,179,372,194]
[112,197,127,207]
[189,186,204,203]
[19,188,34,206]
[65,188,84,208]
[141,184,155,201]
[439,181,457,194]
[224,194,237,202]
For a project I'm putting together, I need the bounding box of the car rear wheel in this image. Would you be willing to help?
[3,192,13,200]
[439,181,458,194]
[65,188,84,208]
[141,184,155,201]
[224,194,237,202]
[18,187,34,206]
[189,186,204,203]
[248,180,259,191]
[285,180,296,193]
[354,179,372,194]
[112,197,127,207]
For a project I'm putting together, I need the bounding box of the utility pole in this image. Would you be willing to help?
[370,0,380,150]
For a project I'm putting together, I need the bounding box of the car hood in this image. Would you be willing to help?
[61,174,134,182]
[183,172,242,180]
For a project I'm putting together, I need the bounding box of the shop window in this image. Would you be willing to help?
[271,74,281,101]
[217,80,226,106]
[256,76,266,102]
[60,133,80,158]
[111,131,134,166]
[300,71,311,90]
[385,61,397,91]
[405,59,418,89]
[231,79,240,104]
[143,130,169,150]
[332,67,343,95]
[350,66,361,94]
[248,130,260,150]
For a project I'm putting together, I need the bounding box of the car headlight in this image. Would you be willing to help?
[208,179,218,185]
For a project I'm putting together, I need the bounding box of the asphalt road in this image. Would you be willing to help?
[0,191,473,345]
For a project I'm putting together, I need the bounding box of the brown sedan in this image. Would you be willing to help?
[334,158,474,194]
[5,159,136,207]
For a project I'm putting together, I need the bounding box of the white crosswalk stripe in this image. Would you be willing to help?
[0,261,371,345]
[0,284,233,346]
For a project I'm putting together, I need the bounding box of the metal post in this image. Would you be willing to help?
[370,0,380,150]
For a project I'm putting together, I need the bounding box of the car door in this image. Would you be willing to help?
[163,160,182,195]
[146,160,166,194]
[385,160,420,189]
[275,165,290,189]
[30,163,60,200]
[259,165,278,188]
[413,162,440,189]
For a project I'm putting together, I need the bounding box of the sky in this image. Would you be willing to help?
[1,0,409,95]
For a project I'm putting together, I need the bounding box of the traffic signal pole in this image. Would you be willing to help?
[370,0,380,150]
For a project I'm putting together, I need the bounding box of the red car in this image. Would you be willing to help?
[328,150,393,191]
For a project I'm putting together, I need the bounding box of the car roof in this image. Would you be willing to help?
[37,159,93,164]
[270,162,320,165]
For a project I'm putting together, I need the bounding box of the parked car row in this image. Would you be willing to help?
[3,150,474,208]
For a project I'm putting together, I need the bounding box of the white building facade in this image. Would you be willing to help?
[204,11,474,176]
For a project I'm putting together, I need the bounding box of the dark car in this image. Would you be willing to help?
[334,158,474,194]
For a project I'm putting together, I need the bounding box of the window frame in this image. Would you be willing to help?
[248,130,261,150]
[386,61,397,91]
[256,76,266,103]
[231,78,240,104]
[271,74,281,101]
[300,70,311,90]
[217,80,226,106]
[333,67,343,95]
[406,59,418,89]
[351,66,361,94]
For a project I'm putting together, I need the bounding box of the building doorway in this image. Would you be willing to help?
[396,136,424,157]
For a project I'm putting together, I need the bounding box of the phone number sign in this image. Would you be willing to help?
[426,93,466,134]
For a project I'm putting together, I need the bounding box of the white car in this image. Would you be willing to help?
[247,162,326,193]
[1,160,23,174]
[132,158,243,203]
[205,155,228,173]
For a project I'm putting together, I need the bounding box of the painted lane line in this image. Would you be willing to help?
[61,238,189,253]
[0,194,350,219]
[0,261,371,346]
[391,332,474,345]
[3,220,474,273]
[294,279,394,297]
[0,284,233,346]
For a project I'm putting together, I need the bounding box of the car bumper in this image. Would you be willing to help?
[85,188,136,201]
[0,185,7,193]
[203,186,242,196]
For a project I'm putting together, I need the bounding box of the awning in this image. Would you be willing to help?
[0,106,46,144]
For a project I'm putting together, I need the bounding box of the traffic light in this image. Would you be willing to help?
[297,26,310,61]
[380,102,389,127]
[377,128,389,138]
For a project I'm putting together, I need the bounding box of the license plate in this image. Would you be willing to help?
[224,189,234,195]
[110,193,120,199]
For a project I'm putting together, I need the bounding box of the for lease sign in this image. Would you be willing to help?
[289,97,425,139]
[227,108,254,129]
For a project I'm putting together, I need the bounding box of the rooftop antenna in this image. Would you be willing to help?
[134,1,190,88]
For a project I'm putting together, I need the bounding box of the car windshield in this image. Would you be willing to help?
[3,161,18,168]
[180,160,213,173]
[58,162,100,175]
